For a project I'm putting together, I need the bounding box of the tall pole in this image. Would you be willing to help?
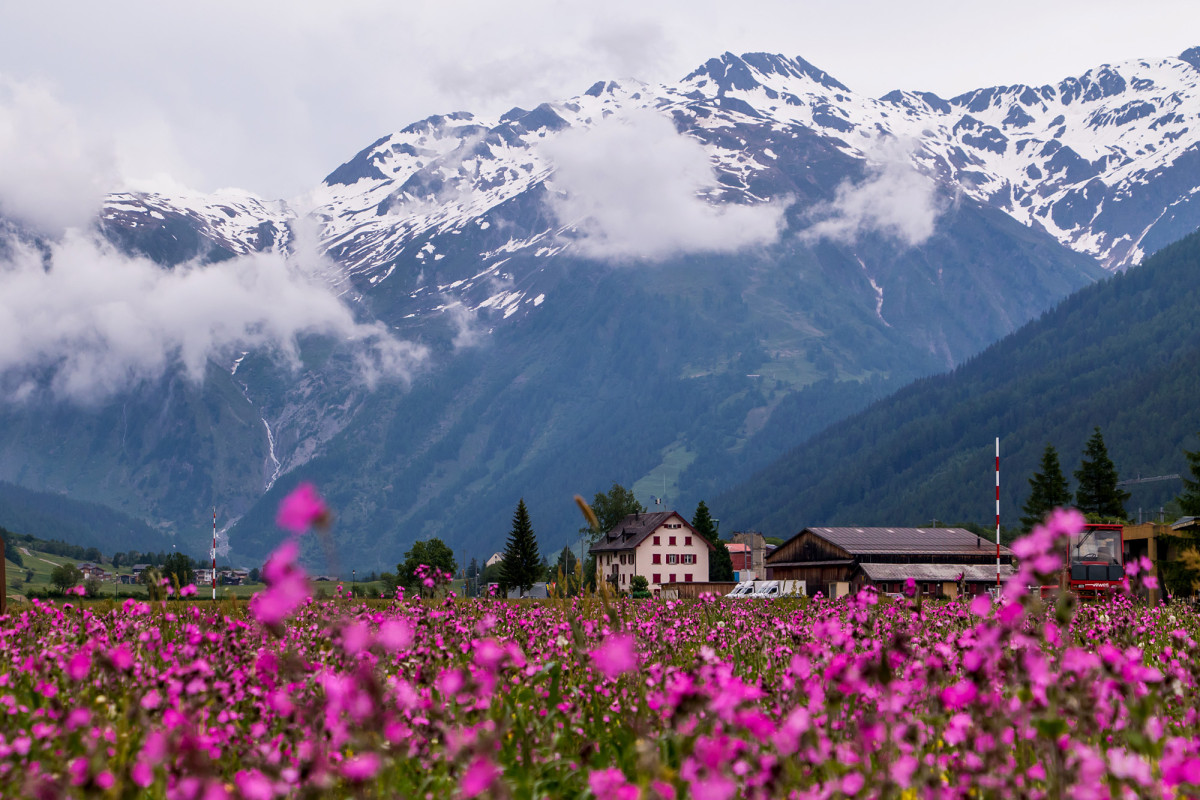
[212,507,217,601]
[995,438,1001,587]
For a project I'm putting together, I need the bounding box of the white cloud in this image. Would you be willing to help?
[0,231,428,402]
[800,137,943,247]
[541,110,787,262]
[0,79,116,235]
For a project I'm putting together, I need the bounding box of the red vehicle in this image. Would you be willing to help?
[1064,523,1125,599]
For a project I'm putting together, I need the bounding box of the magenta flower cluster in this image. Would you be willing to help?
[0,504,1196,798]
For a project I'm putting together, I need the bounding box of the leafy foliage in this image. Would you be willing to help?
[1021,444,1072,530]
[692,501,734,582]
[1074,428,1130,520]
[1177,433,1200,516]
[500,499,541,596]
[162,552,195,587]
[397,538,458,592]
[49,562,82,593]
[585,484,645,542]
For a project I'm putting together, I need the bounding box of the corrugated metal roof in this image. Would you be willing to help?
[859,563,1015,582]
[810,527,1014,556]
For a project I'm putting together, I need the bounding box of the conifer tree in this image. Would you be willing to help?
[1021,444,1072,530]
[1074,427,1130,520]
[500,499,541,597]
[1177,433,1200,516]
[692,500,734,582]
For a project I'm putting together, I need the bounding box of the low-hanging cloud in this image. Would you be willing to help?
[800,137,943,247]
[0,78,116,235]
[0,231,428,402]
[541,110,787,262]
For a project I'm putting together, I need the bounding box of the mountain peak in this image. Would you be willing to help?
[1180,46,1200,71]
[682,51,849,94]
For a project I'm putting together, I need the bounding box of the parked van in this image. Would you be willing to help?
[725,581,757,598]
[751,579,806,599]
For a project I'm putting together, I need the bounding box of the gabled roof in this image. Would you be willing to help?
[771,527,1014,559]
[859,563,1016,583]
[588,511,716,554]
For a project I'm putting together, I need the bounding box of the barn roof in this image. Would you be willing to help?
[772,527,1014,559]
[859,562,1016,583]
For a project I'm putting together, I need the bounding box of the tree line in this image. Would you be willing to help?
[382,483,742,600]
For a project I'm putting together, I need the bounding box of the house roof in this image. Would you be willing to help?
[588,511,716,554]
[772,527,1013,559]
[859,563,1016,583]
[1172,516,1200,530]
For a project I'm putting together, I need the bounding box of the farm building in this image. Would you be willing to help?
[589,510,715,594]
[765,527,1016,598]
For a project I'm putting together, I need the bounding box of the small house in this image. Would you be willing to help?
[589,511,715,593]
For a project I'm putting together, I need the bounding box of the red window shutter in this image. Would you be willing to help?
[685,574,693,582]
[669,536,676,546]
[652,553,660,564]
[653,536,660,545]
[685,536,692,546]
[669,574,676,583]
[653,573,661,584]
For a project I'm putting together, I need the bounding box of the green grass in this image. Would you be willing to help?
[4,545,390,606]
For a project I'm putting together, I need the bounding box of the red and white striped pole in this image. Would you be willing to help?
[212,507,217,601]
[995,437,1001,587]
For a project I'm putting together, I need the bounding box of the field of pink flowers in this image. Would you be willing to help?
[1,501,1199,799]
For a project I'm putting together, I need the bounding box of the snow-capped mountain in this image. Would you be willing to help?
[102,46,1200,288]
[14,46,1200,566]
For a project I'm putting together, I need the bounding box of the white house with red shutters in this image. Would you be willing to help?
[588,510,714,594]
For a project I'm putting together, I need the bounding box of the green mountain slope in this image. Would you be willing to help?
[716,230,1200,536]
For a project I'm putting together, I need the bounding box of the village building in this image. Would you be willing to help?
[729,531,768,578]
[589,511,715,594]
[766,527,1016,598]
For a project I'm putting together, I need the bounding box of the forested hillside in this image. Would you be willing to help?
[0,481,173,553]
[717,231,1200,536]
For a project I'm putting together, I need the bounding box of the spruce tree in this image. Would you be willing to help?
[1073,427,1130,520]
[1021,444,1072,530]
[500,499,541,596]
[1177,433,1200,516]
[692,501,734,582]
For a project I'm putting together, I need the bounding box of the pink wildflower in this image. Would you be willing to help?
[66,650,90,681]
[460,757,500,799]
[340,752,380,782]
[250,540,310,626]
[588,767,639,800]
[235,771,275,800]
[376,620,414,651]
[275,482,329,533]
[591,633,638,679]
[130,762,154,788]
[180,583,197,596]
[941,679,978,710]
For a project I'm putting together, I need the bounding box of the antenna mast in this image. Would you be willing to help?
[211,507,217,601]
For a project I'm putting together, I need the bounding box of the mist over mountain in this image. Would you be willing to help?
[2,46,1199,567]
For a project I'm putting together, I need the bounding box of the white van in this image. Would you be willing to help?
[725,580,757,598]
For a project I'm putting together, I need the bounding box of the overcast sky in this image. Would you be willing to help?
[2,0,1198,200]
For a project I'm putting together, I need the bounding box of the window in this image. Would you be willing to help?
[666,554,679,565]
[622,573,626,584]
[652,553,661,564]
[685,536,692,546]
[682,554,696,565]
[685,574,693,582]
[653,535,660,545]
[669,536,677,546]
[669,574,676,583]
[652,573,661,584]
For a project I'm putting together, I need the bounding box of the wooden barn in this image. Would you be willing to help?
[765,527,1016,598]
